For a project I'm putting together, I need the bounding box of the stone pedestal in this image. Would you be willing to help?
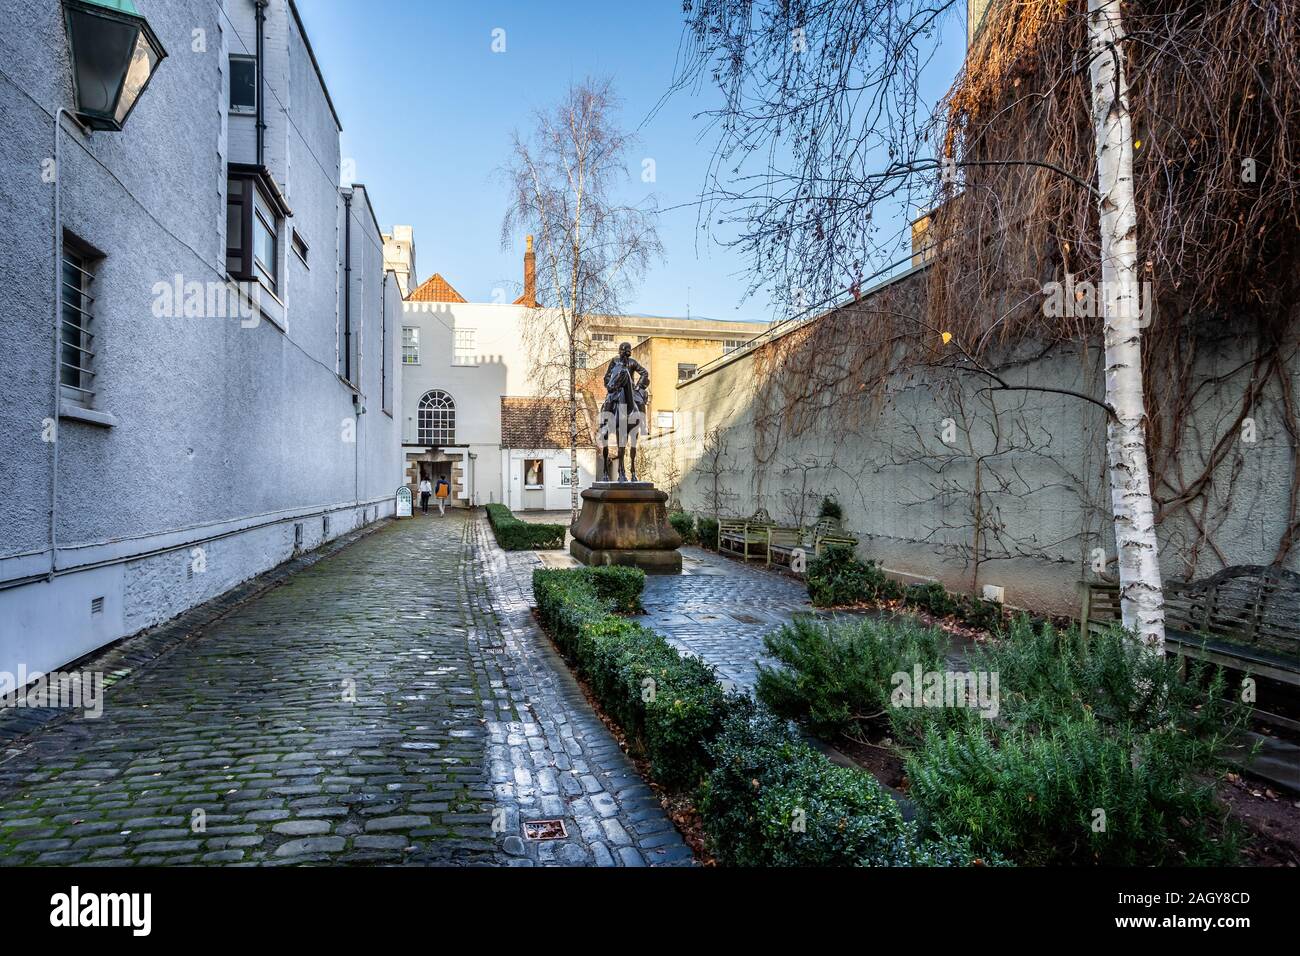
[570,482,682,573]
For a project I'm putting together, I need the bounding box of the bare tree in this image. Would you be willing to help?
[677,0,1171,645]
[501,78,663,523]
[778,454,828,528]
[696,426,735,519]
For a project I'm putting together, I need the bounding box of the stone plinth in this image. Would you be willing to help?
[570,482,682,573]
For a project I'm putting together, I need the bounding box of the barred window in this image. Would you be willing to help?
[417,390,455,446]
[61,242,97,407]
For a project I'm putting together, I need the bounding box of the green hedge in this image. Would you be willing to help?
[702,699,999,867]
[756,615,949,745]
[806,545,902,607]
[532,566,995,866]
[533,566,724,788]
[668,511,698,544]
[806,546,1003,632]
[485,503,566,550]
[696,516,719,550]
[751,609,1248,865]
[905,618,1248,865]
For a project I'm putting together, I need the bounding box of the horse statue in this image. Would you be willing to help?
[598,341,649,482]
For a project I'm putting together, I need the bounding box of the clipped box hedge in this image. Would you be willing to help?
[485,502,566,550]
[668,511,698,544]
[702,699,999,867]
[532,566,994,866]
[696,516,720,550]
[533,566,724,788]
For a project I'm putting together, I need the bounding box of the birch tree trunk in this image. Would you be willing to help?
[1087,0,1165,649]
[570,337,579,526]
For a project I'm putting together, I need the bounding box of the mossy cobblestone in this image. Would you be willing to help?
[0,512,690,866]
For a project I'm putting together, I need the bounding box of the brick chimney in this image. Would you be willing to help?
[515,234,537,307]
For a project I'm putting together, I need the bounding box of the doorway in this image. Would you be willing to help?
[420,462,453,504]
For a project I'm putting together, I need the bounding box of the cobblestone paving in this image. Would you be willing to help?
[641,548,830,691]
[464,517,692,866]
[0,512,689,866]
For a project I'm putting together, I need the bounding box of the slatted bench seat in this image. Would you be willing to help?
[718,509,773,562]
[767,517,861,571]
[814,530,859,556]
[1079,565,1300,729]
[766,525,803,567]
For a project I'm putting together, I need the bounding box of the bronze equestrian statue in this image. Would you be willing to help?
[599,341,649,482]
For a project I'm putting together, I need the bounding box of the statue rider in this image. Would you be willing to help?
[599,341,649,482]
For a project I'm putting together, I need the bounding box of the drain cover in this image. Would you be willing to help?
[522,819,567,841]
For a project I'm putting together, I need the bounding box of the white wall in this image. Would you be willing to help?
[503,448,597,511]
[0,0,402,679]
[401,302,579,505]
[399,301,552,445]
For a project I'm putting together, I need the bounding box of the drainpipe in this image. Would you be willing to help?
[48,108,78,581]
[380,270,387,414]
[343,189,352,383]
[254,0,266,167]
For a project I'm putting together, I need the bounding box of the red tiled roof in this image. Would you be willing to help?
[407,273,466,302]
[500,397,594,448]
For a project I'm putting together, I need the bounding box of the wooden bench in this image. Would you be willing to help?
[814,529,859,556]
[1079,565,1300,729]
[718,509,773,562]
[767,517,860,571]
[766,525,804,567]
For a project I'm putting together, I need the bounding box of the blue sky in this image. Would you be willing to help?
[296,0,967,323]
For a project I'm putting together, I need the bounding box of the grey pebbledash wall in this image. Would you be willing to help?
[0,0,404,679]
[660,271,1299,617]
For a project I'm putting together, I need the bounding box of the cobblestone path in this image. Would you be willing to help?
[641,548,823,691]
[0,512,689,866]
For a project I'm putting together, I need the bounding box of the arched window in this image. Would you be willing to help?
[418,390,456,446]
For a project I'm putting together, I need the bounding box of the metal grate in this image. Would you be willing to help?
[61,247,97,405]
[522,819,567,841]
[90,596,104,615]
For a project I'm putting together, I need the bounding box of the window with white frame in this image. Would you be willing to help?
[591,332,614,350]
[453,328,476,365]
[677,363,698,383]
[723,338,746,354]
[60,239,98,407]
[417,390,456,445]
[402,326,419,364]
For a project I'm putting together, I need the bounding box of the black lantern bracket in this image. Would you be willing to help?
[62,0,167,132]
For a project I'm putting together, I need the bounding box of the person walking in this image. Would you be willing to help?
[434,475,450,515]
[418,477,432,514]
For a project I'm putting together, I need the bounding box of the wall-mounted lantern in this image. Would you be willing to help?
[61,0,167,131]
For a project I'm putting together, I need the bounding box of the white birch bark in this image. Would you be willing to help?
[1087,0,1165,648]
